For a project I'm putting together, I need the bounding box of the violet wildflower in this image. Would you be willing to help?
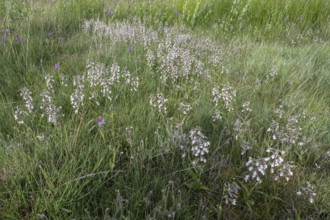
[1,37,5,43]
[105,9,111,16]
[54,63,60,70]
[175,9,183,17]
[128,45,132,52]
[2,29,8,35]
[102,2,105,7]
[98,116,104,127]
[16,35,21,42]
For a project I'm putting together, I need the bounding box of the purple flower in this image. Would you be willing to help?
[15,35,24,44]
[175,9,183,17]
[2,29,8,35]
[54,63,60,70]
[102,2,105,7]
[98,116,104,127]
[105,9,111,16]
[128,45,132,52]
[47,32,53,38]
[1,38,5,43]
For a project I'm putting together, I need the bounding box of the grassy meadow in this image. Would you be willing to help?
[0,0,330,219]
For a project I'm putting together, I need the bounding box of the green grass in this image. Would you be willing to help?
[0,0,330,219]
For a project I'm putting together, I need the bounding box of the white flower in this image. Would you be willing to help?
[189,128,210,164]
[179,103,192,115]
[150,92,167,114]
[40,90,62,125]
[297,182,316,204]
[242,101,252,112]
[20,87,34,113]
[70,89,85,114]
[224,182,240,206]
[45,74,55,91]
[14,107,27,124]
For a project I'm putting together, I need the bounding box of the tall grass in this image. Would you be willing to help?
[0,0,330,219]
[115,0,330,40]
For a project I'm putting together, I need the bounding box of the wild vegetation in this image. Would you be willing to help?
[0,0,329,219]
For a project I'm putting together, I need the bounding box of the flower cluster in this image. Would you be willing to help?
[86,62,106,87]
[188,128,210,165]
[245,148,294,184]
[212,86,221,106]
[179,103,192,115]
[14,60,142,125]
[224,182,241,206]
[212,110,222,122]
[14,83,62,126]
[267,116,303,148]
[150,92,168,114]
[146,49,155,70]
[245,156,269,184]
[267,148,294,181]
[14,87,34,125]
[71,75,86,114]
[71,62,140,114]
[220,84,236,112]
[242,101,252,112]
[40,90,62,125]
[265,68,278,82]
[155,29,199,83]
[70,88,85,114]
[14,107,27,125]
[123,68,139,92]
[209,54,222,67]
[110,63,121,84]
[297,182,316,204]
[20,87,34,113]
[45,74,55,91]
[212,84,236,112]
[82,19,158,47]
[176,126,210,165]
